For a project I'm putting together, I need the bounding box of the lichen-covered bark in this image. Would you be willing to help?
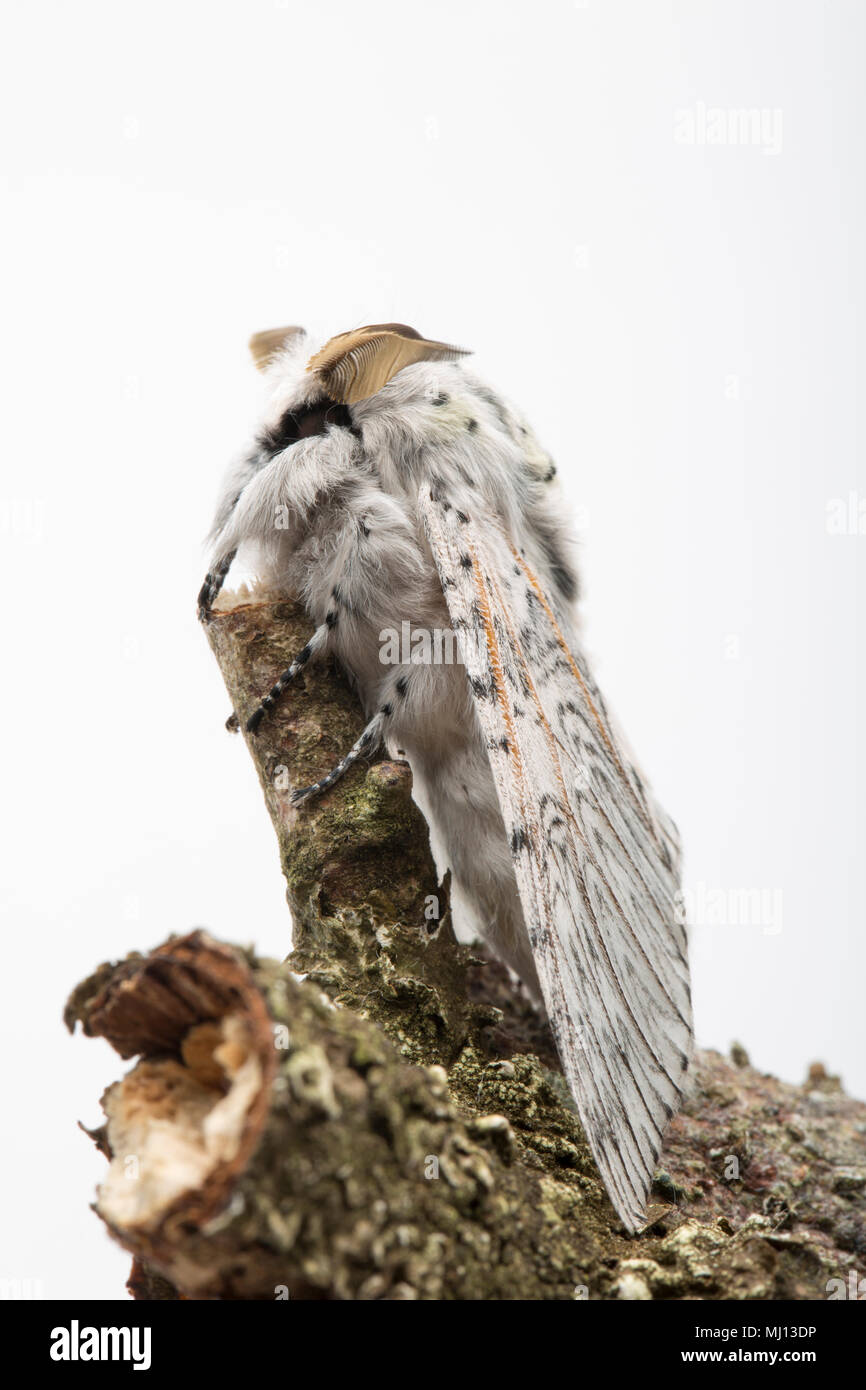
[65,596,866,1299]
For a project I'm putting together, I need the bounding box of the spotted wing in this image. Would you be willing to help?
[419,485,693,1231]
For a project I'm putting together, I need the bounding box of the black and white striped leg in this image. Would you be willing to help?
[197,550,237,623]
[289,669,412,806]
[245,620,332,734]
[289,709,386,806]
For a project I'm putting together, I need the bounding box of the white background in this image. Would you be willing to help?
[1,0,862,1298]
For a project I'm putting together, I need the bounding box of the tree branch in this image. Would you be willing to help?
[65,596,866,1300]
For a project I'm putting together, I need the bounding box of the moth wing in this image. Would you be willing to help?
[419,485,693,1231]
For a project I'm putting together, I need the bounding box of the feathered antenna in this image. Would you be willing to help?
[248,326,306,371]
[307,323,471,403]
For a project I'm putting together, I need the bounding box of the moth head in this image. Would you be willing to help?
[304,323,471,404]
[246,324,353,456]
[245,321,472,457]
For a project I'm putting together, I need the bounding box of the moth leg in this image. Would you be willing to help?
[197,550,237,623]
[289,670,410,806]
[244,619,332,734]
[289,708,387,806]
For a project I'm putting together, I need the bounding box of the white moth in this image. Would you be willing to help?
[200,323,693,1232]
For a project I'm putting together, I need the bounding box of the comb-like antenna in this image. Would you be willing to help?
[249,325,306,371]
[307,324,471,403]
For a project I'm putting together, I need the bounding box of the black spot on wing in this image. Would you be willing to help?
[471,383,513,435]
[535,522,578,603]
